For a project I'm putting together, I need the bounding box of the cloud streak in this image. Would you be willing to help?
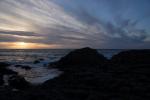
[0,0,150,49]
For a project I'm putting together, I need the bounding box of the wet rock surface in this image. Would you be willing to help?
[0,62,30,91]
[33,60,40,64]
[0,62,17,86]
[34,58,44,64]
[0,48,150,100]
[0,62,17,75]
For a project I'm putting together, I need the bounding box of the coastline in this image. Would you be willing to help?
[0,47,150,100]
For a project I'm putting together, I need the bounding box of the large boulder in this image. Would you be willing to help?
[0,62,17,86]
[8,75,30,90]
[0,68,18,75]
[111,50,150,65]
[34,58,44,64]
[50,47,107,67]
[0,62,10,67]
[0,62,16,75]
[0,74,3,85]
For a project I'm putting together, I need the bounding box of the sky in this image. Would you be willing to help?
[0,0,150,49]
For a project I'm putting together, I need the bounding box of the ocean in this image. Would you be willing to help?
[0,49,124,84]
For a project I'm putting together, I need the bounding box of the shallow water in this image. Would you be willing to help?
[0,49,124,84]
[9,65,62,84]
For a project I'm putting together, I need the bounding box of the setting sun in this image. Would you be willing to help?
[17,42,28,48]
[0,42,61,49]
[17,42,27,46]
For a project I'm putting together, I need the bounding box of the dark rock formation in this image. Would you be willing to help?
[0,62,10,67]
[8,75,30,90]
[0,62,17,75]
[0,62,18,86]
[15,65,31,70]
[50,47,107,70]
[111,50,150,65]
[1,49,150,100]
[1,68,18,75]
[42,49,150,100]
[0,74,3,85]
[34,60,40,64]
[34,58,44,64]
[39,58,44,61]
[21,66,31,70]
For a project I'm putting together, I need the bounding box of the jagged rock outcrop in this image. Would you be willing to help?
[1,49,150,100]
[0,62,17,86]
[0,62,30,89]
[111,50,150,65]
[50,47,108,70]
[8,75,30,90]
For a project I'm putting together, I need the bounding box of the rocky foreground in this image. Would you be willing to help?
[0,47,150,100]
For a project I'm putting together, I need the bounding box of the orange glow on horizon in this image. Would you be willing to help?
[0,42,61,49]
[16,42,28,49]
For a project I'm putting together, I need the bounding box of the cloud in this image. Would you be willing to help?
[0,30,39,37]
[0,0,150,48]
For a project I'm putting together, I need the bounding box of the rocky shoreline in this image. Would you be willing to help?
[0,47,150,100]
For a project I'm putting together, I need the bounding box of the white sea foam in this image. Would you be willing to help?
[9,64,62,84]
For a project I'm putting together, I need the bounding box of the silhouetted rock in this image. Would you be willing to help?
[0,62,18,86]
[34,60,40,64]
[50,47,107,69]
[0,62,10,67]
[33,58,44,64]
[1,49,150,100]
[39,58,44,61]
[0,62,17,75]
[0,74,3,85]
[8,75,30,90]
[15,65,31,70]
[22,66,31,70]
[111,50,150,65]
[1,68,18,75]
[15,65,22,67]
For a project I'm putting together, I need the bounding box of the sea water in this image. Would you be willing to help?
[0,49,124,84]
